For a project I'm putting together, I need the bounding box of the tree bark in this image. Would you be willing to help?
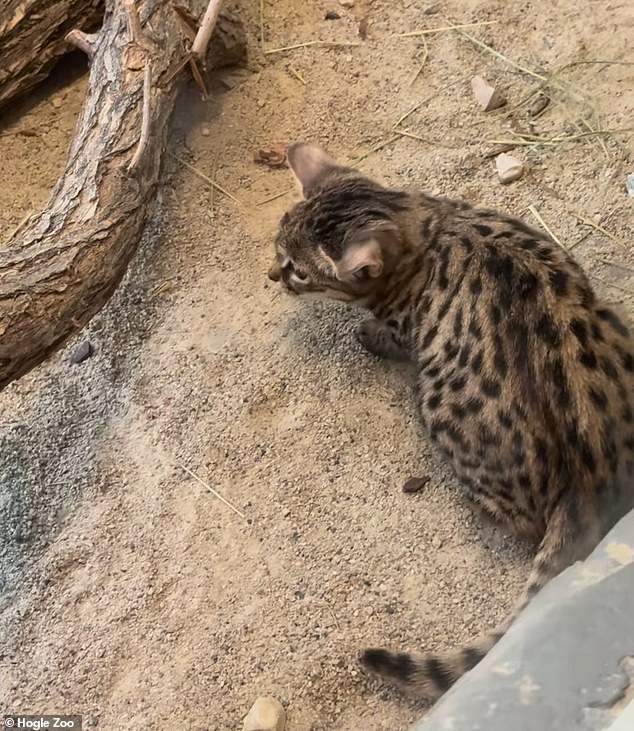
[0,0,246,392]
[0,0,104,110]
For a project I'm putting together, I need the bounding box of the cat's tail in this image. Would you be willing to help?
[360,502,594,698]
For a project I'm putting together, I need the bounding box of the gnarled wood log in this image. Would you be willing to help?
[0,0,246,391]
[0,0,104,110]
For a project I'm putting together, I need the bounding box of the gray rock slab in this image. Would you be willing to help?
[414,509,634,731]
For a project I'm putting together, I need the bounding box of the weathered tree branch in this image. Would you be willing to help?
[0,0,246,391]
[0,0,104,110]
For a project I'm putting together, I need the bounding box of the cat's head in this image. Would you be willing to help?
[268,143,408,303]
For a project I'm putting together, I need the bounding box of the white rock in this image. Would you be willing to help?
[243,697,286,731]
[626,173,634,198]
[471,75,505,111]
[495,153,523,184]
[339,0,355,6]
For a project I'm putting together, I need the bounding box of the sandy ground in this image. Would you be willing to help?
[1,1,633,729]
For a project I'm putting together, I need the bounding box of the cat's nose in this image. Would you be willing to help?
[268,260,281,282]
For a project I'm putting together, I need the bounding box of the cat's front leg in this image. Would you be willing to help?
[355,318,411,361]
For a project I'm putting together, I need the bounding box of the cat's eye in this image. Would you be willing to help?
[293,269,308,282]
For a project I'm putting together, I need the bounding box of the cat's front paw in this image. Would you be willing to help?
[356,318,383,353]
[355,318,409,360]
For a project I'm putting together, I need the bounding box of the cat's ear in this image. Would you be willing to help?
[334,237,384,280]
[287,143,337,197]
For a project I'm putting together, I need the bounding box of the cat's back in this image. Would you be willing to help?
[415,201,634,533]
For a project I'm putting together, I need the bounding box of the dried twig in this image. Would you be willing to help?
[170,152,242,206]
[65,29,97,60]
[592,276,634,297]
[399,20,498,37]
[123,0,145,46]
[455,27,548,82]
[599,260,634,275]
[288,65,307,84]
[192,0,224,60]
[527,204,565,249]
[410,36,429,85]
[350,134,402,166]
[128,62,152,171]
[264,40,361,55]
[567,209,621,245]
[256,188,293,206]
[396,129,460,149]
[179,463,246,519]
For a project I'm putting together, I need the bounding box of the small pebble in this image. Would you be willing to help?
[495,153,524,184]
[325,10,341,19]
[471,75,506,112]
[243,697,286,731]
[52,97,63,109]
[432,535,444,550]
[625,173,634,198]
[201,126,211,137]
[70,340,93,365]
[339,0,355,7]
[402,475,430,493]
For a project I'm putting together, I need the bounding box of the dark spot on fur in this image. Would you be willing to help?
[432,377,445,391]
[466,397,483,414]
[549,269,568,297]
[425,365,441,378]
[591,323,604,342]
[570,318,588,346]
[460,236,474,253]
[471,349,484,375]
[444,340,460,362]
[419,293,432,313]
[424,657,453,692]
[478,423,501,446]
[485,254,514,287]
[490,304,501,325]
[536,246,553,262]
[469,276,482,296]
[458,345,470,368]
[493,335,508,378]
[421,325,438,349]
[622,404,633,424]
[589,387,608,412]
[518,271,539,299]
[427,393,442,410]
[551,358,570,408]
[518,474,531,489]
[453,307,463,339]
[451,403,466,420]
[481,378,502,399]
[596,308,629,337]
[520,238,540,250]
[580,285,595,308]
[535,437,548,465]
[581,441,597,473]
[361,649,416,682]
[536,314,561,347]
[437,247,450,289]
[600,357,619,381]
[474,224,493,237]
[579,350,598,369]
[469,319,482,339]
[449,374,468,392]
[462,647,486,669]
[497,410,513,429]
